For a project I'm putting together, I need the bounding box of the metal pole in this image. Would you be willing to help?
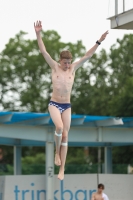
[98,147,101,173]
[46,127,54,200]
[104,146,112,173]
[115,0,118,15]
[97,127,102,174]
[123,0,125,12]
[14,145,22,175]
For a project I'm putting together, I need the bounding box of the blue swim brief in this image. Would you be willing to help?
[48,101,71,113]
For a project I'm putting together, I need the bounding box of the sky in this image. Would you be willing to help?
[0,0,133,54]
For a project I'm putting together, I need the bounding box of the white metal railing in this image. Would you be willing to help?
[108,0,133,17]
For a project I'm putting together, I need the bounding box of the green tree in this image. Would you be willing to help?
[108,34,133,116]
[71,49,111,115]
[71,34,133,117]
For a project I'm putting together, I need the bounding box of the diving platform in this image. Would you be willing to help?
[108,0,133,29]
[108,8,133,29]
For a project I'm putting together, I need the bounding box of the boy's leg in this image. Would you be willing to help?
[48,105,63,166]
[57,108,71,180]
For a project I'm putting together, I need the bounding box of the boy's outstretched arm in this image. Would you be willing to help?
[34,21,56,69]
[72,30,109,71]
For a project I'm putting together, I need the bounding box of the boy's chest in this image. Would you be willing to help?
[52,71,75,83]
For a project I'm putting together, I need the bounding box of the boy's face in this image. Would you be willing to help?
[60,59,72,71]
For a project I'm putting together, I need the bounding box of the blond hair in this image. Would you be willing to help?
[59,50,72,60]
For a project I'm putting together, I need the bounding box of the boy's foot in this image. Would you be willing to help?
[55,153,61,166]
[57,168,64,180]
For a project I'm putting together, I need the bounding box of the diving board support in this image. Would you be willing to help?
[14,141,22,175]
[104,146,112,173]
[98,127,102,173]
[46,127,54,200]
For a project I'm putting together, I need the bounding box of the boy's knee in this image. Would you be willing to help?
[56,124,63,133]
[62,135,68,143]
